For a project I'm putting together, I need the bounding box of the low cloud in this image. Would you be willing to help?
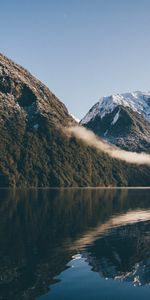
[67,126,150,165]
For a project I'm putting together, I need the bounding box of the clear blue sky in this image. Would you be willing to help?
[1,0,150,119]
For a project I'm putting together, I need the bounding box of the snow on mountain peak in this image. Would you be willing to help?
[81,91,150,125]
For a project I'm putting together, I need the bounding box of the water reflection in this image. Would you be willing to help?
[84,218,150,286]
[0,188,150,299]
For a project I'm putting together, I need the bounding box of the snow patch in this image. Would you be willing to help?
[111,109,120,125]
[104,129,108,137]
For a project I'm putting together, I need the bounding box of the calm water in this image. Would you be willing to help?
[0,188,150,300]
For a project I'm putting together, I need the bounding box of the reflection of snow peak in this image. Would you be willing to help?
[114,261,148,286]
[81,91,150,125]
[72,254,82,260]
[83,219,150,287]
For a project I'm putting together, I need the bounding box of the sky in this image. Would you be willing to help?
[1,0,150,119]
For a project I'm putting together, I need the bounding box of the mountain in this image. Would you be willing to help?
[81,92,150,152]
[1,54,150,187]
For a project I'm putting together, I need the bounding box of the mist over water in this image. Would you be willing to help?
[68,126,150,165]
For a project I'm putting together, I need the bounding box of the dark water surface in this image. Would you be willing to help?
[0,188,150,300]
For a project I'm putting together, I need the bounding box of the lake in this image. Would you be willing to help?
[0,188,150,300]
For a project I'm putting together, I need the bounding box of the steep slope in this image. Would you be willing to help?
[81,92,150,152]
[1,54,150,187]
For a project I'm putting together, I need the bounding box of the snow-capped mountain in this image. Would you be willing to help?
[80,92,150,152]
[1,53,150,187]
[3,53,150,187]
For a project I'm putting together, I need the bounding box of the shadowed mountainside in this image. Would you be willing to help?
[81,93,150,152]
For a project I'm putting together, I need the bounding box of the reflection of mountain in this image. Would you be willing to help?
[84,220,150,286]
[0,189,150,299]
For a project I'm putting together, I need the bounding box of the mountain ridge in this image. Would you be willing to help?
[1,54,150,187]
[81,91,150,152]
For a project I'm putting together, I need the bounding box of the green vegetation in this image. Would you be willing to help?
[1,116,150,187]
[0,53,150,187]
